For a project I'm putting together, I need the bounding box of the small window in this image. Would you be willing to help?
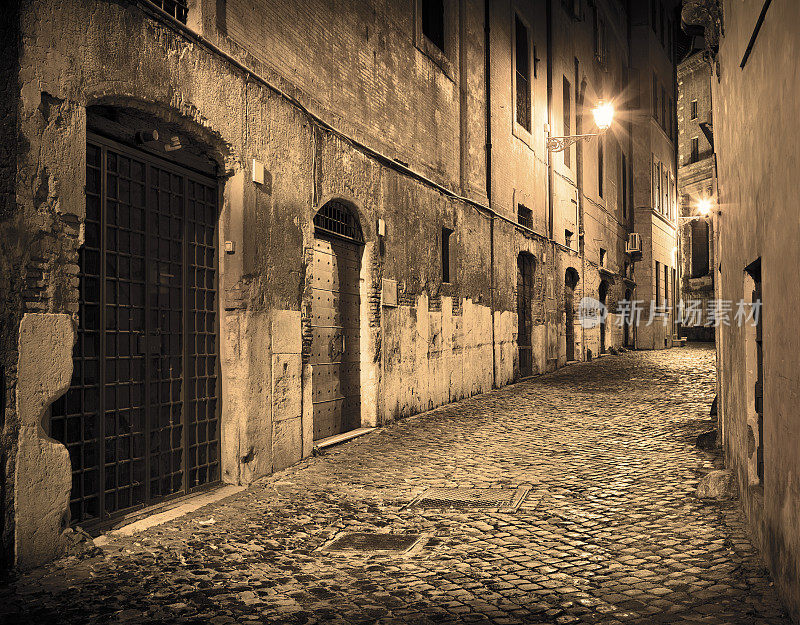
[690,137,699,163]
[515,15,531,132]
[422,0,445,52]
[600,248,606,267]
[149,0,188,23]
[661,86,667,130]
[598,138,604,198]
[621,152,628,218]
[690,99,698,120]
[442,227,453,283]
[653,73,658,118]
[651,0,657,32]
[563,77,572,166]
[565,0,582,19]
[593,9,606,64]
[565,229,573,248]
[517,204,533,229]
[655,260,661,304]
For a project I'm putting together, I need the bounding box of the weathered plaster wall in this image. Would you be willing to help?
[14,313,74,569]
[712,0,800,619]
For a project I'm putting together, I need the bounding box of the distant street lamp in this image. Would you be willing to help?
[546,100,615,152]
[678,197,715,221]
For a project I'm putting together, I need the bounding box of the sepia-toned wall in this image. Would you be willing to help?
[0,0,676,569]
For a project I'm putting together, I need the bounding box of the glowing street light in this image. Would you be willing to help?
[696,198,712,216]
[546,99,615,152]
[592,101,615,131]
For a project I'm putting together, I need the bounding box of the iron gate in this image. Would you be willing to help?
[50,135,220,526]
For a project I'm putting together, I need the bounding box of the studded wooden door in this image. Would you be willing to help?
[310,201,363,441]
[50,135,220,526]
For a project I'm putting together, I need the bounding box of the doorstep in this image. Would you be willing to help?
[93,484,246,546]
[314,427,377,450]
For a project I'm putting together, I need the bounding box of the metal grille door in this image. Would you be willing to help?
[310,236,362,441]
[50,136,220,526]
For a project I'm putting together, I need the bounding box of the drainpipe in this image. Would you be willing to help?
[546,0,554,242]
[485,0,497,387]
[545,0,554,368]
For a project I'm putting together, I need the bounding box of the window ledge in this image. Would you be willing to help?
[512,121,535,150]
[416,37,456,82]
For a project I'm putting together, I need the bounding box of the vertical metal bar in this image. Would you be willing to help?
[143,162,152,508]
[182,174,189,495]
[99,143,107,521]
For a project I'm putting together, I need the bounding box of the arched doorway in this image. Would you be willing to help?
[565,268,580,361]
[517,253,536,377]
[599,280,609,353]
[310,200,363,441]
[50,108,222,525]
[623,288,632,348]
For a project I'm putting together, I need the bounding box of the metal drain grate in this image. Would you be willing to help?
[319,532,425,553]
[408,485,532,512]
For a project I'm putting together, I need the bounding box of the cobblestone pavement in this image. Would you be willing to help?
[1,345,792,624]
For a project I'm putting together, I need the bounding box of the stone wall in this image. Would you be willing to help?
[1,0,669,568]
[708,0,800,619]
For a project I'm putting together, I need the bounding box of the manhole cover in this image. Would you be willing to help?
[320,532,425,553]
[408,485,532,512]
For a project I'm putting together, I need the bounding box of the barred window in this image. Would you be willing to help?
[314,201,364,243]
[148,0,188,24]
[518,204,533,229]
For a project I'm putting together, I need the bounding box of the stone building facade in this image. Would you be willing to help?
[677,46,714,341]
[629,0,681,351]
[0,0,677,569]
[684,0,800,619]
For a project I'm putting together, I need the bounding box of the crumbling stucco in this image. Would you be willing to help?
[14,313,74,569]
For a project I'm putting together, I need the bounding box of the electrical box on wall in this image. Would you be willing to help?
[382,278,398,307]
[377,218,386,237]
[252,159,265,185]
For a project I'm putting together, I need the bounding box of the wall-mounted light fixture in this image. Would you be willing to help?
[678,197,716,221]
[546,100,615,152]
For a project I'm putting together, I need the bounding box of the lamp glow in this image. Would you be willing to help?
[592,101,615,131]
[697,199,712,216]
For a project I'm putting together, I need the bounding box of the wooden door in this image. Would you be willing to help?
[310,237,362,440]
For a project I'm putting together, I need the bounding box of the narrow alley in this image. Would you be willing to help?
[0,345,789,624]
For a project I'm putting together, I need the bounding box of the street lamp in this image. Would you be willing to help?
[546,100,615,152]
[678,197,715,221]
[696,199,712,216]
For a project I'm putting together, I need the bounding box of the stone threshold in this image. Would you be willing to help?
[314,427,377,450]
[93,484,246,546]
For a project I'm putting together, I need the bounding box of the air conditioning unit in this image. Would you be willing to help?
[626,233,642,255]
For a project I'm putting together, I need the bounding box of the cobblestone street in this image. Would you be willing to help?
[1,345,791,624]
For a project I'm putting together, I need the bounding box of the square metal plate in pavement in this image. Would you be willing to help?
[408,485,532,512]
[320,532,425,553]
